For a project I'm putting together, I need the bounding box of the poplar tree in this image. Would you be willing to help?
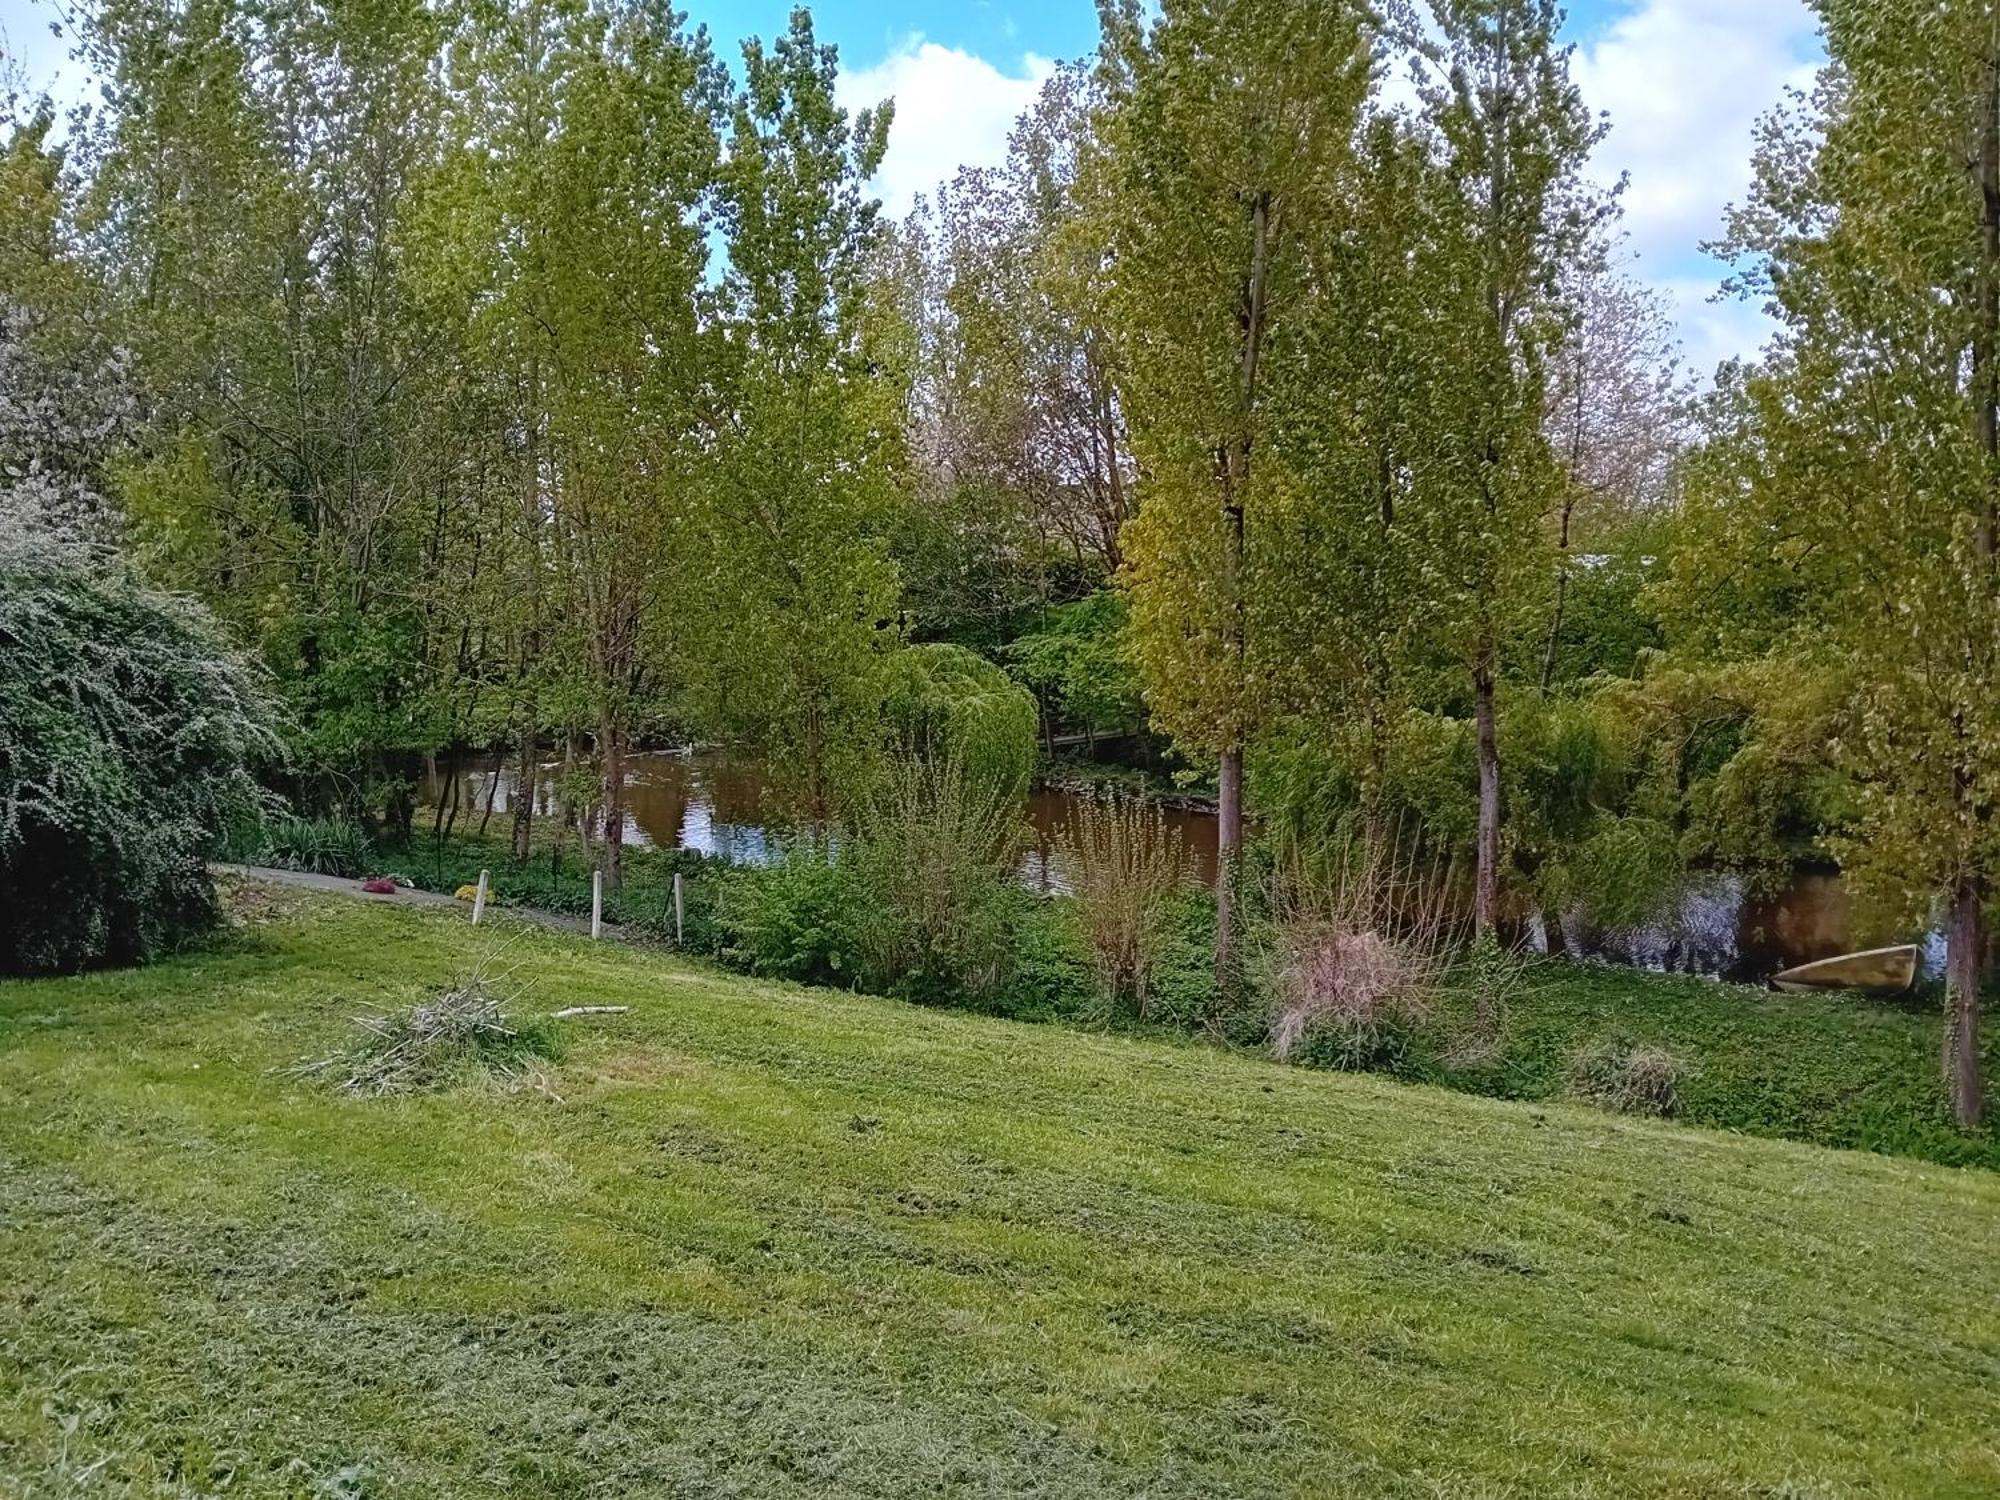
[1402,0,1604,936]
[1097,0,1373,985]
[698,10,903,816]
[1704,0,2000,1126]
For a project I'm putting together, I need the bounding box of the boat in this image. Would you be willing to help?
[1770,944,1920,996]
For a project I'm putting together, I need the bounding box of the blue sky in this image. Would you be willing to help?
[2,0,1823,372]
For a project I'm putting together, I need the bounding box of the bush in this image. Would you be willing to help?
[0,545,280,974]
[1568,1039,1686,1118]
[1056,795,1191,1016]
[994,892,1098,1020]
[846,756,1025,1007]
[718,842,867,987]
[1258,839,1463,1065]
[256,814,372,877]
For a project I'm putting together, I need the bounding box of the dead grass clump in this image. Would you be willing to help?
[292,950,560,1096]
[1568,1040,1686,1118]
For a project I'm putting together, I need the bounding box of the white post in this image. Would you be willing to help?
[673,872,685,947]
[591,868,604,939]
[472,869,489,926]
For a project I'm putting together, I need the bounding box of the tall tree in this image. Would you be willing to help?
[1701,1,2000,1126]
[1097,0,1373,987]
[696,8,903,816]
[906,61,1129,626]
[1403,0,1605,937]
[81,0,459,831]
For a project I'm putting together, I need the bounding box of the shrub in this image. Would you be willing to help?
[847,755,1025,1007]
[1568,1039,1686,1118]
[1145,887,1229,1034]
[0,544,280,974]
[257,814,372,877]
[1056,795,1191,1016]
[718,842,866,987]
[994,891,1097,1021]
[1259,837,1464,1066]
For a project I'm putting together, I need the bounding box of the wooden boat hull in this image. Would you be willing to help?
[1770,944,1919,996]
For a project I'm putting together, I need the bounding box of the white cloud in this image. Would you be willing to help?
[1658,275,1780,378]
[837,37,1057,219]
[1572,0,1822,372]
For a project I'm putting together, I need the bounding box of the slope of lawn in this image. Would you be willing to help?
[1,887,1997,1498]
[1414,962,2000,1171]
[344,827,2000,1171]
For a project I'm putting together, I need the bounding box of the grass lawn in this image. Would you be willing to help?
[2,888,1997,1497]
[1419,963,2000,1172]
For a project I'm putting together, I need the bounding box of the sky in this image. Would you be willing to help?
[0,0,1822,377]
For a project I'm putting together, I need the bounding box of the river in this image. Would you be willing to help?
[424,747,1220,887]
[423,748,1931,984]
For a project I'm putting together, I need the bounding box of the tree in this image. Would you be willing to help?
[1699,2,2000,1125]
[1401,0,1606,937]
[694,8,904,817]
[81,0,461,832]
[900,61,1130,634]
[1097,0,1373,987]
[1540,246,1690,691]
[1,101,133,550]
[493,0,720,888]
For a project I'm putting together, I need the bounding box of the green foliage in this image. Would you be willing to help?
[253,815,372,879]
[718,842,867,988]
[1105,0,1373,762]
[705,759,1033,1010]
[878,643,1039,794]
[1002,592,1143,740]
[844,757,1026,1008]
[0,546,280,974]
[1055,795,1192,1015]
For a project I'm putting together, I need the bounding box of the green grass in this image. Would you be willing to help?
[285,827,2000,1171]
[1407,963,2000,1172]
[6,889,1995,1497]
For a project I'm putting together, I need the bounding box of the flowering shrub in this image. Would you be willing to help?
[0,544,280,972]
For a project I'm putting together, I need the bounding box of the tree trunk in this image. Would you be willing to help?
[1211,190,1273,1002]
[510,725,537,862]
[1944,875,1984,1128]
[1473,639,1502,940]
[1946,24,2000,1128]
[600,716,625,889]
[1215,745,1244,993]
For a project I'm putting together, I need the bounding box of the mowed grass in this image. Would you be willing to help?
[1,890,1997,1497]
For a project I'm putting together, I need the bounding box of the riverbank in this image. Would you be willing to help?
[251,845,2000,1170]
[2,890,1994,1496]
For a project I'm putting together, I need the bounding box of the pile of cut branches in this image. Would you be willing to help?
[292,949,560,1096]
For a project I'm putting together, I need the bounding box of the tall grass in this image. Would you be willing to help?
[1056,796,1191,1016]
[255,815,374,878]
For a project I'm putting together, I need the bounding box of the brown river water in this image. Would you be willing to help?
[423,748,1936,985]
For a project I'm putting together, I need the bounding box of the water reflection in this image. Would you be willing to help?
[1549,871,1943,984]
[424,750,1222,888]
